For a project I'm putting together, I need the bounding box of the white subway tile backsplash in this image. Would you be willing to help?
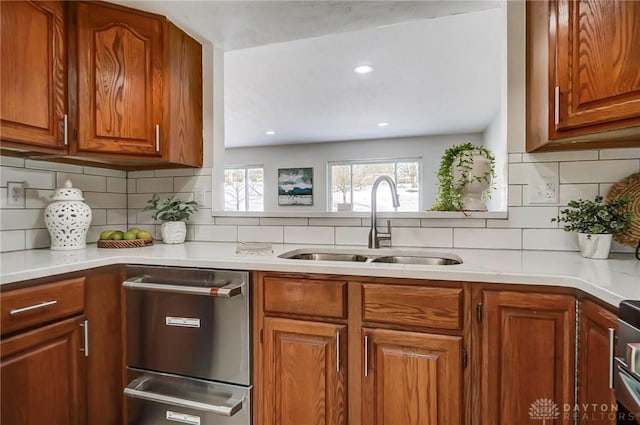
[487,206,558,228]
[127,170,155,178]
[392,227,453,248]
[420,218,486,228]
[1,166,55,189]
[136,177,174,193]
[522,150,598,163]
[25,229,50,249]
[284,226,334,244]
[600,183,614,197]
[194,168,213,176]
[83,192,126,209]
[57,173,106,193]
[215,216,260,226]
[83,166,126,177]
[508,185,523,207]
[599,148,640,160]
[508,162,558,185]
[260,217,308,226]
[335,227,369,245]
[188,209,215,225]
[522,229,578,251]
[0,209,45,231]
[134,209,156,225]
[174,175,213,192]
[558,184,599,205]
[0,230,25,252]
[25,160,84,174]
[560,160,639,183]
[127,179,136,194]
[106,209,127,225]
[238,226,283,243]
[91,209,107,226]
[191,225,237,242]
[25,189,54,209]
[107,177,127,193]
[508,153,522,163]
[0,156,24,167]
[309,217,362,227]
[155,168,195,177]
[454,228,521,249]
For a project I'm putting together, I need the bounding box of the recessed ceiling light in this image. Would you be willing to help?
[354,64,374,74]
[377,122,389,127]
[265,130,275,135]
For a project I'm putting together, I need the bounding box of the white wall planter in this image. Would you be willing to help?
[577,233,612,259]
[451,151,492,211]
[161,221,187,244]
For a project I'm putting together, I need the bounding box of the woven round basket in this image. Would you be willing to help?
[605,172,640,247]
[97,239,154,249]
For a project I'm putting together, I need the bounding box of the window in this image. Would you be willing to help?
[224,166,264,211]
[329,159,420,212]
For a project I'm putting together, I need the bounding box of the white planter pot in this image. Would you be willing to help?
[161,221,187,244]
[577,233,612,259]
[451,151,492,211]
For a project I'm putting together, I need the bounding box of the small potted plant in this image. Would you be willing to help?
[431,142,495,211]
[143,194,199,244]
[551,195,634,259]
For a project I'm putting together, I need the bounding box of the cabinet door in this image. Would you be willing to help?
[361,328,463,425]
[75,2,163,157]
[1,316,85,425]
[481,291,575,425]
[0,0,66,150]
[262,317,346,425]
[578,300,617,425]
[554,0,640,132]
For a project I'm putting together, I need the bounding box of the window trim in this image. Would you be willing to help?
[223,165,264,212]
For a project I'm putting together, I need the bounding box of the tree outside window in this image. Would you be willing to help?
[224,167,264,211]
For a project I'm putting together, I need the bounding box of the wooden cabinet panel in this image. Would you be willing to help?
[1,316,85,425]
[263,317,346,425]
[556,0,640,131]
[361,328,463,425]
[264,276,347,318]
[481,291,575,425]
[578,300,617,425]
[75,2,163,157]
[0,0,66,151]
[362,283,462,330]
[0,277,85,336]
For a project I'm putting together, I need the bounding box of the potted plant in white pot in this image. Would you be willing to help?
[143,194,199,244]
[552,195,634,259]
[431,142,495,211]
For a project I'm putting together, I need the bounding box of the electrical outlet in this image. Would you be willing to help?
[7,181,25,206]
[527,178,558,204]
[194,186,206,206]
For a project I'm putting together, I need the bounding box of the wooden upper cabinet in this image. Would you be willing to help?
[361,328,462,425]
[481,291,576,425]
[74,2,163,157]
[578,300,617,425]
[0,1,67,152]
[526,0,640,151]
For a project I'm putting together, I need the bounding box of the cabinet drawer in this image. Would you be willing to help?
[362,284,462,330]
[263,277,347,319]
[1,277,85,335]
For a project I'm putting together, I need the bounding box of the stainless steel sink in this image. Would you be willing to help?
[278,248,462,265]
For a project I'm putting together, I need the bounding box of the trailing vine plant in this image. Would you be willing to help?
[431,142,496,211]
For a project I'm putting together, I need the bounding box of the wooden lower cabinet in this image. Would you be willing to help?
[578,300,618,425]
[481,290,576,425]
[361,328,462,425]
[262,317,347,425]
[1,316,86,425]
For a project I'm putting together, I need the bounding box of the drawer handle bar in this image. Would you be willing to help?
[123,276,243,298]
[10,300,58,315]
[124,377,244,417]
[608,327,615,389]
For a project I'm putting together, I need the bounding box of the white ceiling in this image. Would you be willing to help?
[111,1,506,148]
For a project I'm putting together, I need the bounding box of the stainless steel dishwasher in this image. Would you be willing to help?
[123,265,251,425]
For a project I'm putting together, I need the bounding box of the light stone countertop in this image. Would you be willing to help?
[1,242,639,307]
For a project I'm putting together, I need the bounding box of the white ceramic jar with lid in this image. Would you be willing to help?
[44,179,92,250]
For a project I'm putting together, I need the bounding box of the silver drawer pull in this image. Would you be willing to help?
[124,377,244,417]
[166,410,200,425]
[123,276,244,298]
[166,317,201,328]
[10,300,58,315]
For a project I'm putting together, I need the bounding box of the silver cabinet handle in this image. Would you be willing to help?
[336,331,341,372]
[63,114,68,146]
[364,335,369,377]
[554,86,560,126]
[124,377,244,417]
[123,276,244,298]
[608,327,615,389]
[155,124,160,152]
[10,300,57,315]
[80,320,89,357]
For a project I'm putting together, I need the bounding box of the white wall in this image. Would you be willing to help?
[224,134,485,211]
